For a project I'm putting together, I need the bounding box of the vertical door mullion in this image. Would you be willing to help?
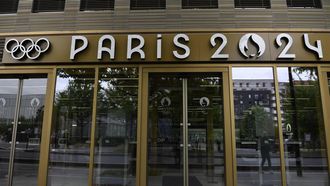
[139,70,148,186]
[8,79,23,186]
[317,67,330,178]
[88,68,99,186]
[224,69,235,186]
[228,66,237,186]
[273,66,287,186]
[38,70,56,186]
[182,78,188,186]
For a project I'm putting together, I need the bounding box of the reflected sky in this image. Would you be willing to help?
[232,67,315,82]
[277,67,316,82]
[232,67,274,79]
[55,77,72,92]
[0,79,46,94]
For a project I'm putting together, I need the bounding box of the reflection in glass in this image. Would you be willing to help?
[187,74,224,186]
[0,79,18,185]
[279,67,329,185]
[12,78,47,186]
[233,68,281,186]
[93,68,138,186]
[148,73,183,186]
[328,72,330,94]
[147,73,225,186]
[48,69,95,186]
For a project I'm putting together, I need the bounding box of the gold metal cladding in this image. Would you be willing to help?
[88,68,99,186]
[318,66,330,177]
[139,69,149,186]
[228,65,237,186]
[3,32,330,63]
[273,67,287,186]
[223,69,234,186]
[136,66,143,186]
[38,69,56,186]
[2,29,330,38]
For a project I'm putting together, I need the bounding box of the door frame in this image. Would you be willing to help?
[0,68,55,186]
[138,65,234,186]
[318,67,330,177]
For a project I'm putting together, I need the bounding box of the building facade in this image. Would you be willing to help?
[0,0,330,186]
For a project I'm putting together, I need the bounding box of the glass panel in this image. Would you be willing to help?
[328,72,330,95]
[130,0,166,10]
[234,0,271,8]
[12,78,47,186]
[93,68,138,186]
[233,67,281,186]
[182,0,218,9]
[187,73,225,186]
[148,73,184,186]
[32,0,66,13]
[48,69,95,186]
[0,0,19,14]
[0,79,19,185]
[278,67,329,185]
[80,0,115,11]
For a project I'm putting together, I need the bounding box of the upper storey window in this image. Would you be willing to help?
[235,0,271,8]
[130,0,166,10]
[287,0,321,8]
[182,0,218,9]
[80,0,114,11]
[32,0,65,13]
[0,0,19,14]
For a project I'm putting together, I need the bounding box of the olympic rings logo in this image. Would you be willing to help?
[5,38,50,60]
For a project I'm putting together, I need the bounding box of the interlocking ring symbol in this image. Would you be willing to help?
[5,38,50,60]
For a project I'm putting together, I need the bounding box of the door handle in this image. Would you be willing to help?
[180,123,191,126]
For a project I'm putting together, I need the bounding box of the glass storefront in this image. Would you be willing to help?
[0,65,329,186]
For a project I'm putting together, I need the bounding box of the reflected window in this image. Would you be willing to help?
[130,0,165,10]
[328,72,330,94]
[93,68,138,186]
[32,0,65,13]
[278,67,329,185]
[0,0,19,14]
[48,69,95,186]
[233,67,281,186]
[80,0,114,11]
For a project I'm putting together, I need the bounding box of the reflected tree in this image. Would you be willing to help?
[53,69,94,147]
[240,105,273,140]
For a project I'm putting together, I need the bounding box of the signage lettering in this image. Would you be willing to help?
[3,32,329,63]
[70,36,88,60]
[97,35,115,60]
[303,33,323,59]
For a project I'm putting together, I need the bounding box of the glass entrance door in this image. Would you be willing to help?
[147,73,225,186]
[0,75,47,186]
